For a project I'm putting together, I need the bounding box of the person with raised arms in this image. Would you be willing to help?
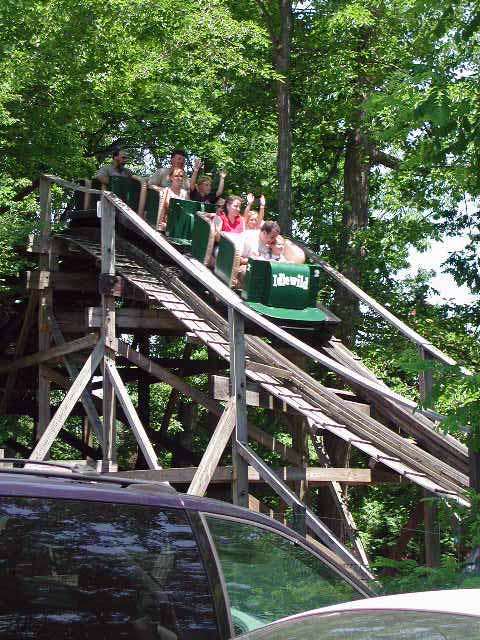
[190,158,227,204]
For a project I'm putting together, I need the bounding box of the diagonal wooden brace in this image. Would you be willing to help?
[105,361,160,470]
[29,340,105,461]
[188,399,236,496]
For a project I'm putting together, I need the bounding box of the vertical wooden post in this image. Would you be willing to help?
[100,195,117,472]
[37,177,52,441]
[229,307,248,507]
[419,346,440,567]
[136,334,150,469]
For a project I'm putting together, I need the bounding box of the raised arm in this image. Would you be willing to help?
[216,169,227,198]
[258,194,266,224]
[190,158,203,193]
[243,192,255,220]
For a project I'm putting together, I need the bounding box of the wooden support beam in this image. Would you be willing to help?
[37,177,54,439]
[86,307,183,331]
[46,313,104,445]
[101,196,117,472]
[188,400,236,496]
[29,340,105,461]
[229,308,249,508]
[108,466,375,484]
[109,336,302,466]
[0,334,98,375]
[105,361,160,470]
[419,347,440,568]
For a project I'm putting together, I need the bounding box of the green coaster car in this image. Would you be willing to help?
[192,213,338,329]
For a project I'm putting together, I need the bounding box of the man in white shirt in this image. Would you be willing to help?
[241,221,281,261]
[149,149,189,189]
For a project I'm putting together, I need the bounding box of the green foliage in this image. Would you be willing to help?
[376,555,479,594]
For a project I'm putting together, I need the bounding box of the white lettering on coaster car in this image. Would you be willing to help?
[272,273,309,290]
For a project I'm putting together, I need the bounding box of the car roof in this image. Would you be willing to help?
[271,589,480,620]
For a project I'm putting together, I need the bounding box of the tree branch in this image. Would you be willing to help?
[254,0,280,49]
[369,147,400,169]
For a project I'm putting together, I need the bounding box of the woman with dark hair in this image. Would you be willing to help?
[213,194,246,240]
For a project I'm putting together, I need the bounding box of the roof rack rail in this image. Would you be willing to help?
[0,459,175,491]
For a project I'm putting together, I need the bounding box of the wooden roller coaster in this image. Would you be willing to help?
[0,174,476,584]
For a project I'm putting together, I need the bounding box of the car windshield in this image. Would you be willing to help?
[237,610,480,640]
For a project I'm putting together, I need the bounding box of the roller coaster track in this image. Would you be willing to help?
[59,225,470,509]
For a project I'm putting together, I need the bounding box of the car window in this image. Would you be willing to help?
[0,497,220,640]
[205,516,362,635]
[236,610,480,639]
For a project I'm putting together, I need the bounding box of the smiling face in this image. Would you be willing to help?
[227,198,242,218]
[246,211,259,229]
[197,178,212,197]
[170,169,185,189]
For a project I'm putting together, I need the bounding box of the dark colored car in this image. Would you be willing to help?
[0,462,374,639]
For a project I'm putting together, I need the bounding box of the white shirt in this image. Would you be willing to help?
[241,229,270,259]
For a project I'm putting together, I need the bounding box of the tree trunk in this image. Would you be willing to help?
[275,0,293,235]
[333,128,370,345]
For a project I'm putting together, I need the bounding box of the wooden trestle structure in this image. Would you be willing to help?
[0,175,476,583]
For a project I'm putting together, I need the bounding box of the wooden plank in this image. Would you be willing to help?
[188,400,236,496]
[29,340,105,461]
[86,307,182,331]
[44,174,103,195]
[418,348,440,568]
[107,466,374,484]
[37,178,53,439]
[109,336,302,466]
[47,313,104,445]
[105,361,160,470]
[0,334,98,375]
[101,196,117,472]
[246,361,292,380]
[229,308,249,508]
